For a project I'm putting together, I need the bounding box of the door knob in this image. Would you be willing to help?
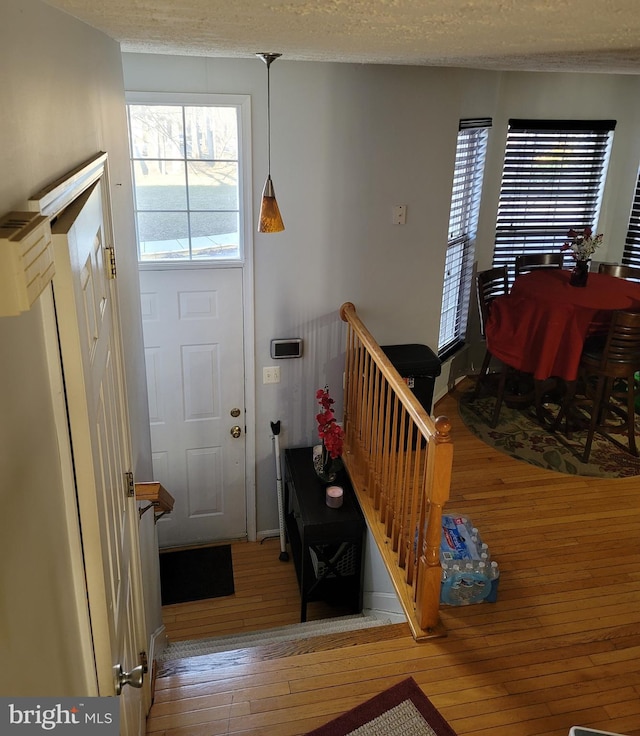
[115,663,144,695]
[230,425,242,438]
[230,407,241,417]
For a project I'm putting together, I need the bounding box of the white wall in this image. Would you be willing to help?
[362,528,407,620]
[123,53,640,535]
[0,0,155,695]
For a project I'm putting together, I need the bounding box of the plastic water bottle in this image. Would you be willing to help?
[442,564,466,605]
[442,562,489,606]
[465,521,483,558]
[439,562,449,603]
[486,560,500,603]
[475,560,490,600]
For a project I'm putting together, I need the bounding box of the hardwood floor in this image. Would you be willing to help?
[148,382,640,736]
[160,539,357,643]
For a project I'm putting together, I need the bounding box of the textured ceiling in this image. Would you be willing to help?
[42,0,640,73]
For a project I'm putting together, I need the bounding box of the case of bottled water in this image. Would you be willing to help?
[440,515,499,605]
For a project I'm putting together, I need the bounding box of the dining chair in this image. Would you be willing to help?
[474,265,517,427]
[514,253,564,278]
[553,309,640,462]
[597,263,640,282]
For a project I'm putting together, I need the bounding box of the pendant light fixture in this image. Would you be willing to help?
[256,52,285,233]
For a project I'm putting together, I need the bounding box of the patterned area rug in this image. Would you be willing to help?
[458,390,640,478]
[305,678,457,736]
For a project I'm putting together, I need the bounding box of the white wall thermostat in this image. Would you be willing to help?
[270,338,303,359]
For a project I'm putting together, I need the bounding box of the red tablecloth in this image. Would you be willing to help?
[485,269,640,381]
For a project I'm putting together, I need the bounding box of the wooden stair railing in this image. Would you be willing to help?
[340,302,452,640]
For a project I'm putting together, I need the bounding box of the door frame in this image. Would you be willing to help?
[131,91,258,542]
[28,152,151,717]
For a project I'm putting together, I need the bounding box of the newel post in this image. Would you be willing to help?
[415,415,453,631]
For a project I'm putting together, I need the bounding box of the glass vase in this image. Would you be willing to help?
[569,259,590,287]
[312,443,342,484]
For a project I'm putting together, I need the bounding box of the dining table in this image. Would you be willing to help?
[484,268,640,383]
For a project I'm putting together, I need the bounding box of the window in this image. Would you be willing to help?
[493,119,616,281]
[126,94,250,262]
[438,119,491,358]
[623,166,640,268]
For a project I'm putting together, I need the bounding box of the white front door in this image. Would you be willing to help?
[139,266,246,547]
[52,179,148,733]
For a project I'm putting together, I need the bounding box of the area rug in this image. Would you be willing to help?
[458,390,640,478]
[159,544,234,605]
[305,677,457,736]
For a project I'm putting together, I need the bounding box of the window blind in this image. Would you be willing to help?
[493,119,616,280]
[438,119,491,358]
[623,167,640,269]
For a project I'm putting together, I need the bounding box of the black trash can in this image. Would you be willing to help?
[381,343,442,415]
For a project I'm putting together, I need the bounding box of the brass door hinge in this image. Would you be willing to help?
[125,471,135,497]
[106,246,117,279]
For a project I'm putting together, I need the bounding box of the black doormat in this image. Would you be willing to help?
[159,544,235,605]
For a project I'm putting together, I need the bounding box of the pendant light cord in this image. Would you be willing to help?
[257,53,281,179]
[266,61,272,177]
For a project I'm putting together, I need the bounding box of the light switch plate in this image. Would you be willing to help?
[263,366,281,384]
[393,204,407,225]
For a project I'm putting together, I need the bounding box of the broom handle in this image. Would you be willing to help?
[270,421,288,560]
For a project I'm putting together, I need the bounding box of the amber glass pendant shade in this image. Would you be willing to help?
[258,175,284,232]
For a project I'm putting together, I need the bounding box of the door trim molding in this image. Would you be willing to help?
[28,151,108,219]
[242,262,257,542]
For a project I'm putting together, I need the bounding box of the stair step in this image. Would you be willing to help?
[156,619,412,679]
[159,613,391,663]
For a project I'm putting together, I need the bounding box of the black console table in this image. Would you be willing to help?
[284,447,366,622]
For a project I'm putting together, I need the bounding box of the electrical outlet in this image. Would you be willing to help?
[263,366,281,384]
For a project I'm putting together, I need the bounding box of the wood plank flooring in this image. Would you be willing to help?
[148,382,640,736]
[161,539,356,643]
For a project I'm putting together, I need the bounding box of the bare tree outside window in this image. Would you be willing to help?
[127,103,242,261]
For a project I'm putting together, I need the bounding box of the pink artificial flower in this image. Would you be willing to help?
[316,386,344,459]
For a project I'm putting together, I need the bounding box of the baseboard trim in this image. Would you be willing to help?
[363,591,407,618]
[149,624,167,696]
[257,528,283,542]
[150,623,167,658]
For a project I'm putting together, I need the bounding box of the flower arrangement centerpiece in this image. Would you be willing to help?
[562,226,603,262]
[313,386,344,483]
[562,226,603,287]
